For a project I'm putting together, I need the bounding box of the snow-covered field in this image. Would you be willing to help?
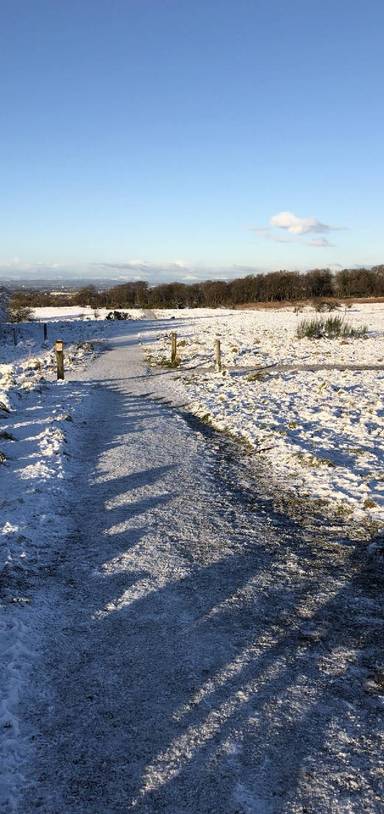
[140,304,384,530]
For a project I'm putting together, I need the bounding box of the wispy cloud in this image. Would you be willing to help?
[306,237,335,248]
[253,210,342,247]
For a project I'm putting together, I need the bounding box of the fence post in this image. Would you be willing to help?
[43,323,48,341]
[55,339,65,380]
[214,339,222,372]
[171,332,177,365]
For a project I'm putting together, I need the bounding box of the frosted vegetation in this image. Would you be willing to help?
[296,315,368,339]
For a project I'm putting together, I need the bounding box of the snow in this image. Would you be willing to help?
[0,316,107,810]
[31,305,146,321]
[140,304,384,528]
[0,308,383,812]
[0,312,149,809]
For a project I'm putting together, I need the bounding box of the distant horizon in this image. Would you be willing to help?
[1,260,381,291]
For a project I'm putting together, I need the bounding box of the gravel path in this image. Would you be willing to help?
[17,328,384,813]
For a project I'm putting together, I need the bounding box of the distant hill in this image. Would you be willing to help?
[1,277,125,292]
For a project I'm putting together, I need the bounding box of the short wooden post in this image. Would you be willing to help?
[13,327,17,346]
[55,339,65,380]
[214,338,222,372]
[171,332,177,365]
[43,323,48,341]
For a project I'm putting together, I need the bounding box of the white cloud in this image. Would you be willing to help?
[253,210,342,248]
[270,211,332,235]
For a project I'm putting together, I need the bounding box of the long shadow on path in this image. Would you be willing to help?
[22,375,384,814]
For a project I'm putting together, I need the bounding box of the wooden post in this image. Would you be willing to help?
[55,339,64,380]
[214,338,222,372]
[43,323,48,341]
[171,332,177,365]
[13,327,17,346]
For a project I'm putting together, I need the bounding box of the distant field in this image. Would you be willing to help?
[235,296,384,309]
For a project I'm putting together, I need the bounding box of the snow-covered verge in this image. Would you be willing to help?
[0,319,116,466]
[0,315,113,810]
[0,305,145,423]
[0,309,150,809]
[141,304,384,532]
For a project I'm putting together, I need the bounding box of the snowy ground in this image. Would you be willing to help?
[0,307,383,812]
[0,317,383,813]
[139,304,384,531]
[0,312,145,808]
[0,315,109,809]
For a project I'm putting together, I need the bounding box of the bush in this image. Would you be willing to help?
[106,310,130,320]
[10,305,33,322]
[297,316,368,339]
[312,299,341,312]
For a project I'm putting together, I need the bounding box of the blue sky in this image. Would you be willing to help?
[1,0,383,281]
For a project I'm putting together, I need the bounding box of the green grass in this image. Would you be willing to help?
[297,316,368,340]
[295,452,336,468]
[363,498,377,509]
[246,371,267,382]
[157,356,181,368]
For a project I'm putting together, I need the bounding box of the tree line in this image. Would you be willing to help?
[10,265,384,311]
